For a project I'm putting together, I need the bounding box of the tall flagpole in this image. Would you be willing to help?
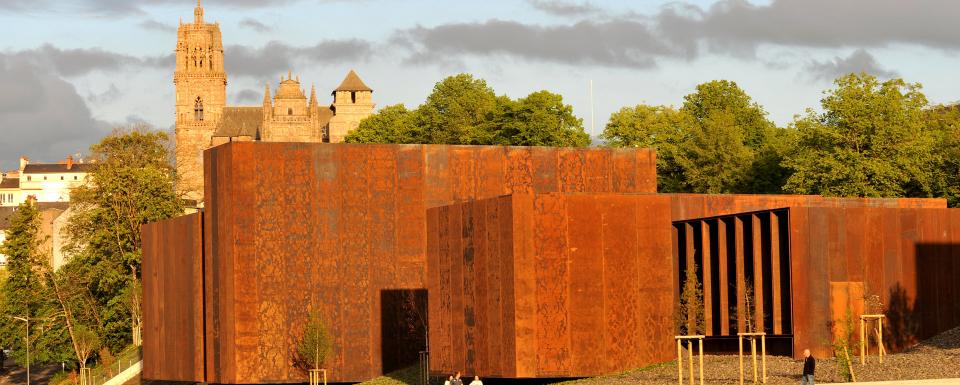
[590,79,595,139]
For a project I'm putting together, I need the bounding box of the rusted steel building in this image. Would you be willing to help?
[143,142,657,383]
[142,142,960,384]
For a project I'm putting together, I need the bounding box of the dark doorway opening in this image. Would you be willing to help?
[381,289,429,375]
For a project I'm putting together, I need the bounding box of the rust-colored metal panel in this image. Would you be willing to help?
[141,213,204,383]
[558,148,585,192]
[751,214,765,332]
[533,194,571,375]
[566,196,605,373]
[426,193,673,378]
[770,213,782,335]
[845,207,866,282]
[789,207,812,358]
[531,147,559,193]
[146,143,664,383]
[498,196,518,377]
[718,219,730,335]
[802,208,833,358]
[701,221,713,336]
[863,208,884,301]
[601,196,642,373]
[461,202,478,374]
[511,193,538,377]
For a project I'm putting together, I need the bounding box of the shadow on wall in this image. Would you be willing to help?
[914,244,960,342]
[884,283,918,351]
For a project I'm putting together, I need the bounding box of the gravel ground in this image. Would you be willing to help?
[559,327,960,385]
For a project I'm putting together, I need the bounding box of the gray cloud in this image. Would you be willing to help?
[0,0,306,16]
[225,39,373,78]
[396,19,678,69]
[86,84,123,105]
[0,56,111,170]
[239,18,273,33]
[5,44,171,77]
[657,0,960,54]
[805,49,898,82]
[234,89,263,104]
[140,19,176,33]
[397,0,960,70]
[527,0,602,17]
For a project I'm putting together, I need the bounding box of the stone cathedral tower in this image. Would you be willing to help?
[174,1,375,203]
[174,0,226,201]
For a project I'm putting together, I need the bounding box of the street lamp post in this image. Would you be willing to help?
[10,316,29,385]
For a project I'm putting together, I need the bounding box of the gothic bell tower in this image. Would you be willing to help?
[174,0,226,202]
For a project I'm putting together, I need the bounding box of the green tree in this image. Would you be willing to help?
[494,90,590,147]
[602,105,691,192]
[679,80,781,193]
[346,74,590,147]
[0,201,46,365]
[676,110,755,193]
[417,73,501,144]
[924,105,960,207]
[783,73,934,197]
[64,126,184,352]
[297,310,332,370]
[604,81,785,194]
[344,104,420,144]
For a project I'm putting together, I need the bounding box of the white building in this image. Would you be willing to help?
[0,156,94,207]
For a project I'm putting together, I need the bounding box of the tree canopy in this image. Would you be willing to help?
[346,74,589,147]
[782,73,935,197]
[64,126,183,352]
[603,80,784,193]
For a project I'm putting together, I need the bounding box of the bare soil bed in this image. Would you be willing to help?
[558,327,960,385]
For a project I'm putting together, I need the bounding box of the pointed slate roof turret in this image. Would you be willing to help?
[333,70,372,94]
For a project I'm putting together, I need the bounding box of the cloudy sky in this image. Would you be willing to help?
[1,0,959,170]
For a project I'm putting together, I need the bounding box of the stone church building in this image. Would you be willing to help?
[175,1,375,201]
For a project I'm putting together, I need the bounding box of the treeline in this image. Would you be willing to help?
[0,129,182,375]
[348,73,960,207]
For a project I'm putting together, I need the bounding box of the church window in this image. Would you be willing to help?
[288,108,293,116]
[195,96,204,121]
[44,176,47,181]
[27,176,31,181]
[60,176,64,180]
[351,91,356,104]
[74,176,78,180]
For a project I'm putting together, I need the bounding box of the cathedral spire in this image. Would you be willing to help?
[310,84,318,107]
[194,0,204,24]
[263,83,272,107]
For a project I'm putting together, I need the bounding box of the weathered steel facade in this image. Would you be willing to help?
[673,206,960,359]
[142,142,657,384]
[142,213,205,383]
[426,194,674,378]
[141,141,960,384]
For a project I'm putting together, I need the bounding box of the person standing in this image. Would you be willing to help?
[452,372,463,385]
[469,375,483,385]
[801,349,816,385]
[444,375,453,385]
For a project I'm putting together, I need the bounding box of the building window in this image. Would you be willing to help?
[288,108,293,116]
[44,176,48,181]
[195,96,204,121]
[27,176,31,181]
[74,176,78,180]
[351,91,356,104]
[61,176,64,180]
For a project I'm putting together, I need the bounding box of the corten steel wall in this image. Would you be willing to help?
[668,194,945,222]
[427,193,674,378]
[674,209,793,341]
[142,213,205,383]
[790,207,960,359]
[200,142,657,383]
